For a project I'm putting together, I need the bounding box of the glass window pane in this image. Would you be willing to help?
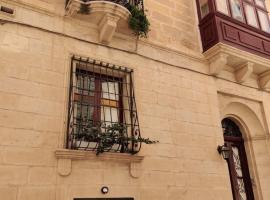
[102,81,119,100]
[77,75,95,96]
[199,0,210,18]
[216,0,229,15]
[230,0,244,21]
[244,4,259,28]
[76,104,94,122]
[101,107,119,124]
[258,10,270,32]
[255,0,265,8]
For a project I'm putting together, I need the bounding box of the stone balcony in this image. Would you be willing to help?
[65,0,143,43]
[204,43,270,89]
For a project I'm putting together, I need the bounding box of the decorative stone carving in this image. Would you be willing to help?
[57,158,72,176]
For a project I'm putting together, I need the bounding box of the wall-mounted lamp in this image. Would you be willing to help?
[101,186,109,194]
[217,144,230,160]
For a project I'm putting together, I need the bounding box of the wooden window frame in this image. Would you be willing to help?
[74,69,123,125]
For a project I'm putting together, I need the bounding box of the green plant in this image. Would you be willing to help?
[76,122,158,155]
[78,1,90,14]
[128,5,150,38]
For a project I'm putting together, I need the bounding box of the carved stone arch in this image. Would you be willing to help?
[221,102,266,140]
[221,101,265,200]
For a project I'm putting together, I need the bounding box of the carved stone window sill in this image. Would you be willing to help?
[55,149,144,178]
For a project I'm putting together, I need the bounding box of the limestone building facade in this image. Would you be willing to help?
[0,0,270,199]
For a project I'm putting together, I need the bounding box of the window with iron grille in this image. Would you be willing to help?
[67,56,141,154]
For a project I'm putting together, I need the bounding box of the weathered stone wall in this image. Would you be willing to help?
[0,0,269,200]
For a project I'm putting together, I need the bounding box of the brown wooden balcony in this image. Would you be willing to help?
[196,0,270,89]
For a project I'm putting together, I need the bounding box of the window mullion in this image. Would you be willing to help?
[241,0,250,24]
[227,0,233,17]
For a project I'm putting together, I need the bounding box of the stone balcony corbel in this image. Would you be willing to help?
[235,62,254,83]
[259,71,270,89]
[209,53,229,76]
[99,14,120,43]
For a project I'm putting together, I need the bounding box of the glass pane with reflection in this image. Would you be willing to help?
[255,0,265,8]
[230,0,244,21]
[258,10,270,32]
[216,0,229,15]
[244,4,259,28]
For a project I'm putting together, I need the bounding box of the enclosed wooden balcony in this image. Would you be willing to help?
[65,0,143,43]
[196,0,270,89]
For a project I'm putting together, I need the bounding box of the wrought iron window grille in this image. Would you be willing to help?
[67,56,141,154]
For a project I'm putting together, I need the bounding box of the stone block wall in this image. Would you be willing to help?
[0,0,269,200]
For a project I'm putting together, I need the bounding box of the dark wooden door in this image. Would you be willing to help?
[222,119,254,200]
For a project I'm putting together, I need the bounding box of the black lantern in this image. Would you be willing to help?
[217,144,230,160]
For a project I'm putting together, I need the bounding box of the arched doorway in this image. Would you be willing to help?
[222,118,254,200]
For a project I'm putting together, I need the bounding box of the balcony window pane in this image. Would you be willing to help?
[199,0,210,18]
[244,4,259,28]
[216,0,229,15]
[255,0,265,8]
[258,10,270,32]
[230,0,244,21]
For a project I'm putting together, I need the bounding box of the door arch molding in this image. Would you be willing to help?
[220,101,264,200]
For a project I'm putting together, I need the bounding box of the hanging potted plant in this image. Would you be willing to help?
[128,5,150,38]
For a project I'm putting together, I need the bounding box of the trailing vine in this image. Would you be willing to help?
[77,1,150,38]
[128,5,150,38]
[75,122,158,155]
